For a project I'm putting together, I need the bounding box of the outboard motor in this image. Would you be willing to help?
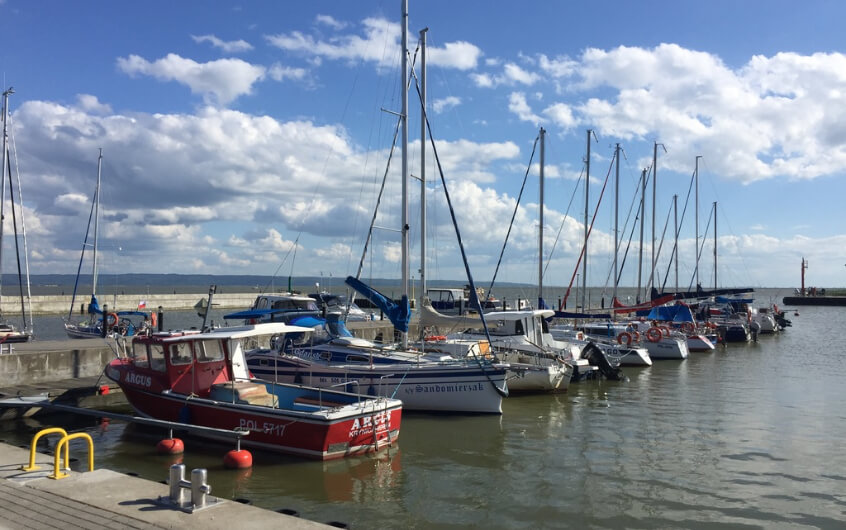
[581,342,627,382]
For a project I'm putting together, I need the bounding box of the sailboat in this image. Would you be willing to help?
[245,1,509,413]
[0,87,33,344]
[64,150,150,339]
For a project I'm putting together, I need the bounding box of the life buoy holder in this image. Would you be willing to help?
[424,335,447,342]
[105,312,119,329]
[617,332,633,346]
[659,325,671,338]
[680,322,695,334]
[646,327,662,343]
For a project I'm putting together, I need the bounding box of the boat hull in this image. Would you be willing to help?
[108,372,401,460]
[247,354,507,414]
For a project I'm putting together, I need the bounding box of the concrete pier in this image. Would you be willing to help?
[0,442,328,529]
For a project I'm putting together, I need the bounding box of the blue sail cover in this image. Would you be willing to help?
[87,294,102,315]
[645,304,695,322]
[345,276,411,333]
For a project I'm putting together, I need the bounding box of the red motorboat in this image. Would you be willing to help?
[105,322,402,460]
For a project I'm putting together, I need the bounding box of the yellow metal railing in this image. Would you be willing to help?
[20,427,95,480]
[20,427,69,472]
[50,433,94,480]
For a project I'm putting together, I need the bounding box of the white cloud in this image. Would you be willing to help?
[116,53,266,105]
[508,92,543,125]
[266,17,480,70]
[191,34,253,53]
[75,94,112,115]
[268,63,308,82]
[503,63,540,85]
[432,96,461,114]
[315,14,347,30]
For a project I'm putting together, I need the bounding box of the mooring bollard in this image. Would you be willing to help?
[165,464,215,512]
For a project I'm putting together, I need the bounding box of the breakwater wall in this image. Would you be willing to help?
[782,296,846,306]
[1,292,258,316]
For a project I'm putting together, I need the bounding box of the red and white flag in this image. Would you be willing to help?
[138,300,147,309]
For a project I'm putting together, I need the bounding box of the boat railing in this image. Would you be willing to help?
[330,381,362,406]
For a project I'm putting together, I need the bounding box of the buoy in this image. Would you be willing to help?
[224,449,253,469]
[98,384,110,395]
[156,437,184,455]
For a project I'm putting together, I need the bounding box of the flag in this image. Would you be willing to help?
[138,300,147,309]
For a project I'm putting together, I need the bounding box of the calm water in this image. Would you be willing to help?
[3,299,846,528]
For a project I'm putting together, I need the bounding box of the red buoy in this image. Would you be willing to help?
[156,438,185,455]
[98,385,110,395]
[224,449,253,469]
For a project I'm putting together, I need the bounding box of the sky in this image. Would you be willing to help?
[1,0,845,294]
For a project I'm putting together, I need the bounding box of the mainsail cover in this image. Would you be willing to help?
[344,276,411,333]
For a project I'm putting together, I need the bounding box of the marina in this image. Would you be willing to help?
[0,297,844,527]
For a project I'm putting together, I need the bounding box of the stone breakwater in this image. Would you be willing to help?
[1,292,258,316]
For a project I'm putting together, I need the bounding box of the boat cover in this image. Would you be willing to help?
[345,276,411,333]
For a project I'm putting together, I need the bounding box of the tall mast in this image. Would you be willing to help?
[713,201,717,290]
[673,194,679,292]
[651,141,657,293]
[582,129,592,310]
[694,155,702,289]
[92,149,103,296]
[419,26,428,330]
[613,142,620,312]
[0,87,13,313]
[637,167,646,303]
[538,127,545,308]
[400,0,409,349]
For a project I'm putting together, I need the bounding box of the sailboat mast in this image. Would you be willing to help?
[613,142,620,312]
[400,0,409,349]
[538,127,545,308]
[0,87,12,312]
[673,194,679,292]
[419,27,428,319]
[694,155,701,289]
[713,201,717,290]
[637,168,645,303]
[582,129,591,310]
[92,149,102,296]
[651,141,657,293]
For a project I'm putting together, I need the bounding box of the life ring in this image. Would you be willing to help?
[632,330,641,342]
[424,335,447,342]
[617,332,633,346]
[105,312,119,328]
[680,322,695,334]
[659,325,671,338]
[646,327,662,343]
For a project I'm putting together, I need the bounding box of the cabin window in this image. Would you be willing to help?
[346,354,369,363]
[131,343,149,368]
[515,320,524,336]
[149,344,166,372]
[170,343,193,365]
[320,351,332,362]
[196,340,224,362]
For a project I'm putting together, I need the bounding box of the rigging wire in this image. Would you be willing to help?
[543,164,584,281]
[486,134,539,300]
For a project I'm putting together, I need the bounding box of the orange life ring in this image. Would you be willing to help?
[425,335,447,342]
[659,325,671,338]
[646,327,662,343]
[680,322,695,334]
[105,312,119,328]
[632,330,641,342]
[617,332,633,346]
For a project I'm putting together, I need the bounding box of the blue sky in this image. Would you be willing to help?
[1,0,845,293]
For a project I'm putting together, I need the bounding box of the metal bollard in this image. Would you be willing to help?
[191,468,212,508]
[169,464,189,507]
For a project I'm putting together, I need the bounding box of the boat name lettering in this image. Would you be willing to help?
[125,372,152,387]
[239,418,286,437]
[407,383,485,394]
[349,411,392,438]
